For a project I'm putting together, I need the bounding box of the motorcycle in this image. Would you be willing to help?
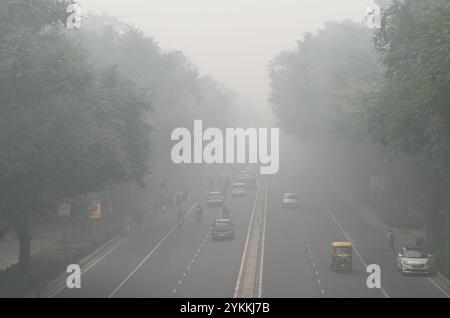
[177,216,184,228]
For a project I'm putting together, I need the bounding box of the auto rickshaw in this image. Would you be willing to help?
[330,242,352,272]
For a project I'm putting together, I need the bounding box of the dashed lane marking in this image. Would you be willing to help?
[108,202,198,298]
[314,185,390,298]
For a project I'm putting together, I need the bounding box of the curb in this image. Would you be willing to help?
[37,233,125,298]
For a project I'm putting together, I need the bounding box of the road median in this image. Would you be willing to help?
[234,177,267,298]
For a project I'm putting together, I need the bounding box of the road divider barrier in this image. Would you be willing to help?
[234,177,267,298]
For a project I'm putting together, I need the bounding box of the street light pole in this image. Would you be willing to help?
[446,210,449,278]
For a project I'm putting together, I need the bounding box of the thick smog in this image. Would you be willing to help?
[0,0,449,307]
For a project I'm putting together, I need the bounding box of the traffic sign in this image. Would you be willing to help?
[59,203,71,217]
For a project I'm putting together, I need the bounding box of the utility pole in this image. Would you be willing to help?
[446,210,449,278]
[407,176,411,221]
[58,203,71,251]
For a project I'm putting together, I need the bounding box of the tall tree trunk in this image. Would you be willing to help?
[13,211,31,273]
[0,220,11,240]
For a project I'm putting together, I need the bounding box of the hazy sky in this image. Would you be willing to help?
[81,0,370,114]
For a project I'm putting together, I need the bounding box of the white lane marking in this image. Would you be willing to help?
[427,277,450,298]
[391,225,450,298]
[322,177,450,298]
[49,236,127,298]
[190,259,195,263]
[178,280,182,285]
[172,289,177,294]
[171,222,214,295]
[258,180,268,298]
[108,202,198,298]
[315,186,390,298]
[325,178,387,232]
[83,237,127,274]
[300,211,326,298]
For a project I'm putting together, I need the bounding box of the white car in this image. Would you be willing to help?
[397,247,433,275]
[231,183,247,197]
[207,192,224,207]
[282,193,299,209]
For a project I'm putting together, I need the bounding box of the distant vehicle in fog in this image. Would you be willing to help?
[211,219,234,240]
[237,173,249,182]
[207,192,224,207]
[231,183,247,197]
[397,247,434,275]
[282,193,300,209]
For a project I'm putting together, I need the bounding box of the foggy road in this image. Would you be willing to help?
[2,0,450,303]
[263,150,447,298]
[48,142,448,299]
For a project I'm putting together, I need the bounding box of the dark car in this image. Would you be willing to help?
[211,219,234,240]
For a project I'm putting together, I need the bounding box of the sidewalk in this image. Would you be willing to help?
[0,220,64,272]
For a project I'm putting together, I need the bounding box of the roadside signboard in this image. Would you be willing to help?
[59,203,71,217]
[89,199,101,219]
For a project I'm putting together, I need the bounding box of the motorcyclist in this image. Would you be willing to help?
[195,204,203,222]
[177,209,184,227]
[222,204,230,219]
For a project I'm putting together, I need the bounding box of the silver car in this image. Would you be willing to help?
[206,192,224,207]
[397,247,433,275]
[282,193,300,209]
[231,182,247,197]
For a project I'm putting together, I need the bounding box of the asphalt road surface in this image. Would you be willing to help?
[52,140,449,298]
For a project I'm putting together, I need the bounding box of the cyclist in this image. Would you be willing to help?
[222,204,230,219]
[195,204,203,222]
[177,209,184,227]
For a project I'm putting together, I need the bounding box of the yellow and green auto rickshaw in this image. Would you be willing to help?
[330,242,352,272]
